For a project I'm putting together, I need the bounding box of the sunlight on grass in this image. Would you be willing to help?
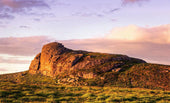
[0,81,169,102]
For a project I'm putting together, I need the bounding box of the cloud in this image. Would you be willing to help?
[19,25,29,29]
[0,24,6,28]
[122,0,149,5]
[72,8,120,18]
[0,68,8,72]
[108,8,120,13]
[0,54,32,64]
[0,36,51,56]
[60,24,170,65]
[33,18,40,22]
[72,12,103,18]
[0,0,49,20]
[0,0,49,12]
[0,57,29,64]
[0,63,30,74]
[106,24,170,44]
[29,13,55,18]
[0,13,14,19]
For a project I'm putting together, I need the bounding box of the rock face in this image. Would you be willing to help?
[29,53,41,74]
[29,42,146,78]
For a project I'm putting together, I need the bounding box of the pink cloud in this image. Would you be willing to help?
[106,24,170,44]
[1,0,17,8]
[0,0,49,10]
[0,56,30,64]
[0,36,50,56]
[122,0,149,5]
[0,0,49,20]
[0,68,8,72]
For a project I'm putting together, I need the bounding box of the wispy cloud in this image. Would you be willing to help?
[0,13,14,19]
[0,54,33,64]
[0,0,50,21]
[0,36,50,56]
[0,68,8,72]
[122,0,149,5]
[19,25,30,29]
[33,18,40,22]
[72,8,120,18]
[0,0,49,12]
[0,63,30,74]
[0,57,30,64]
[107,8,120,13]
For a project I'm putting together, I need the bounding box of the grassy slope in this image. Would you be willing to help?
[0,71,56,85]
[83,63,170,90]
[0,63,169,90]
[118,63,170,90]
[0,62,169,102]
[0,81,169,103]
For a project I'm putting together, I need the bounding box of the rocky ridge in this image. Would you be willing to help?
[29,42,146,79]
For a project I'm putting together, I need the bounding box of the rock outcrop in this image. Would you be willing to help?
[29,42,146,78]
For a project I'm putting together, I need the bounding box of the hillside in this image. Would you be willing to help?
[29,42,146,78]
[0,42,169,90]
[0,80,169,103]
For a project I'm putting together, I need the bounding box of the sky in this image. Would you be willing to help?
[0,0,170,74]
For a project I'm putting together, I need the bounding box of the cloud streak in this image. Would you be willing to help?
[0,63,30,74]
[0,13,14,19]
[0,54,33,64]
[19,25,29,29]
[0,0,50,21]
[0,68,8,72]
[72,8,120,18]
[122,0,149,5]
[0,0,49,12]
[0,36,50,56]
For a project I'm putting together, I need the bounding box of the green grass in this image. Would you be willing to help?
[0,81,169,103]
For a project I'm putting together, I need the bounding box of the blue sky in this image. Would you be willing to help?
[0,0,170,74]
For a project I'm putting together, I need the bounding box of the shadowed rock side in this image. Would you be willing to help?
[29,42,146,78]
